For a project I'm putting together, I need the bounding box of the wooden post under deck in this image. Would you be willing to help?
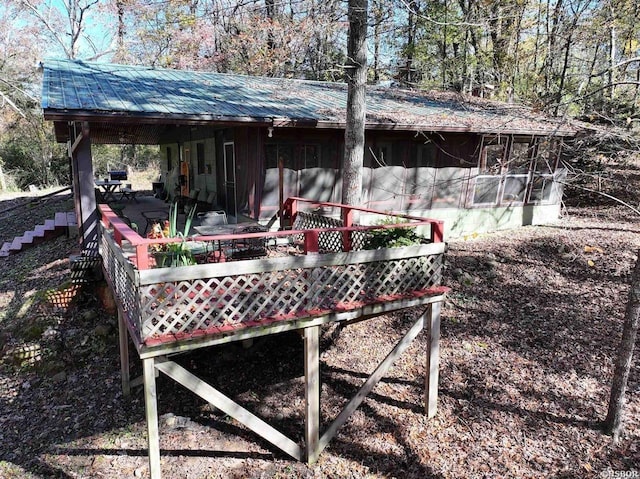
[304,325,321,463]
[425,302,442,418]
[116,296,446,478]
[144,358,162,479]
[117,309,130,397]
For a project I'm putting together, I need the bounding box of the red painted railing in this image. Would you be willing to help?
[99,198,444,270]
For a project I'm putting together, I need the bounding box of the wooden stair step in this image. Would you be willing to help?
[1,211,78,259]
[54,212,68,227]
[9,237,23,251]
[21,231,36,244]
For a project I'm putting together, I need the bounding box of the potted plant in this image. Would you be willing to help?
[364,217,425,250]
[149,202,198,267]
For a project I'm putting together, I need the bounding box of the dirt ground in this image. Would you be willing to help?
[0,170,639,477]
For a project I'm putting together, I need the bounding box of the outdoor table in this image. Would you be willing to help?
[193,224,250,236]
[194,223,267,262]
[95,180,122,202]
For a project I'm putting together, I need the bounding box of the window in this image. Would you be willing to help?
[167,147,172,172]
[266,143,322,169]
[416,144,436,167]
[301,144,321,168]
[365,142,394,168]
[529,139,560,203]
[472,137,507,205]
[224,142,235,184]
[470,136,560,206]
[197,143,205,175]
[502,139,534,203]
[529,175,553,202]
[266,144,294,169]
[473,177,502,204]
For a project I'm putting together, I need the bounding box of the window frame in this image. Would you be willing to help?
[527,138,561,205]
[500,137,535,204]
[470,135,560,208]
[470,136,509,206]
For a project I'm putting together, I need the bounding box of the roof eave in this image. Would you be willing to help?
[43,109,274,127]
[44,109,578,138]
[315,120,577,137]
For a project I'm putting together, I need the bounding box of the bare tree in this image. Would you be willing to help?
[341,0,368,209]
[17,0,100,59]
[604,249,640,442]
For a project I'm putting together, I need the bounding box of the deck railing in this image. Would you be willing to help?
[99,198,446,348]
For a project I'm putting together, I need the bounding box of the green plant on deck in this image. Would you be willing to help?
[154,202,198,267]
[168,201,196,238]
[364,217,425,250]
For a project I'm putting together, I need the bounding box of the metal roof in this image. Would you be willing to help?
[42,58,577,142]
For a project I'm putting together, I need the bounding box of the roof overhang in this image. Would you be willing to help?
[47,110,576,144]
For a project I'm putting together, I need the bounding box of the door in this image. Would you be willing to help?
[223,141,237,219]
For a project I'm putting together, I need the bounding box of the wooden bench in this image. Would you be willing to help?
[119,183,139,202]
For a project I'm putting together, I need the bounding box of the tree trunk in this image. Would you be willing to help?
[609,1,616,105]
[604,249,640,442]
[341,0,368,209]
[372,0,381,83]
[265,0,277,51]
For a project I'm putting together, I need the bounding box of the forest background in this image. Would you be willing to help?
[1,0,640,190]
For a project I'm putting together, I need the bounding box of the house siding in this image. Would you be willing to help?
[159,127,564,237]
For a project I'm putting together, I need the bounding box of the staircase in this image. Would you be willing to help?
[0,211,77,258]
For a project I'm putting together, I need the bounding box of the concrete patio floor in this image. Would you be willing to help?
[102,193,254,237]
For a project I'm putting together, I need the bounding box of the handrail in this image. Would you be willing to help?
[99,198,444,270]
[282,197,444,244]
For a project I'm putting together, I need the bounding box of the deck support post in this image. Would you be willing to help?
[304,325,321,463]
[143,358,162,479]
[425,302,441,418]
[117,309,130,397]
[68,121,98,253]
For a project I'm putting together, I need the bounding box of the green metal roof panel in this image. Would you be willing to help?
[42,58,576,135]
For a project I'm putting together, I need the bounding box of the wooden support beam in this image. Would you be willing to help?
[304,326,320,463]
[69,121,97,252]
[118,309,130,397]
[425,302,441,418]
[143,358,162,479]
[318,310,427,455]
[154,359,303,461]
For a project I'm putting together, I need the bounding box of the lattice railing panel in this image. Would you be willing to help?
[291,212,397,252]
[293,212,345,252]
[100,230,141,340]
[138,253,443,342]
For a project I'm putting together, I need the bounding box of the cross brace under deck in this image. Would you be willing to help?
[117,296,444,479]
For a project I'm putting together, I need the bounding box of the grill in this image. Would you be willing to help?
[109,170,128,181]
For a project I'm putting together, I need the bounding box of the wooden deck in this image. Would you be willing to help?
[100,198,448,479]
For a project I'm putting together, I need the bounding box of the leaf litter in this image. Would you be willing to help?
[0,199,638,478]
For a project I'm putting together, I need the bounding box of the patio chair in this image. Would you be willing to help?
[196,191,217,213]
[197,210,227,226]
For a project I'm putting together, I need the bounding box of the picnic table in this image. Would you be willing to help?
[95,180,122,202]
